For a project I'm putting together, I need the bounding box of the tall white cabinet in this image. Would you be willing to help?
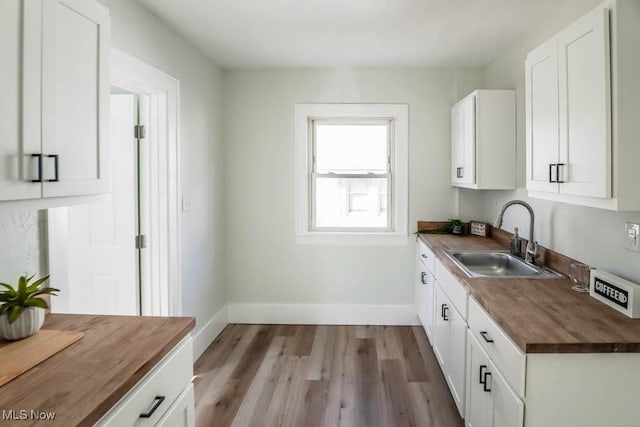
[526,0,640,210]
[0,0,110,202]
[451,90,515,190]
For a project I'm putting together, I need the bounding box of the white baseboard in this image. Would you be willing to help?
[227,303,419,326]
[192,305,229,362]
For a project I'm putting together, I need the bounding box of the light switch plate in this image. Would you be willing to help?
[182,197,192,212]
[624,222,640,252]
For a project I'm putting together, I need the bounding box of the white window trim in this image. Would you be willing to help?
[295,104,409,245]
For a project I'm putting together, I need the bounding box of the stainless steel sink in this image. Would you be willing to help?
[445,250,563,279]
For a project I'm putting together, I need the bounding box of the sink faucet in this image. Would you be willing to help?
[494,200,539,264]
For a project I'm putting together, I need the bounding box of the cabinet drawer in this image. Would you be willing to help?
[418,239,436,273]
[434,258,468,319]
[468,297,525,398]
[97,336,194,426]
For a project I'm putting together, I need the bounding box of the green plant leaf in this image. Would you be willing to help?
[26,275,50,293]
[0,304,11,316]
[24,297,48,309]
[8,305,24,324]
[18,275,27,298]
[0,294,15,302]
[0,283,17,297]
[31,287,59,298]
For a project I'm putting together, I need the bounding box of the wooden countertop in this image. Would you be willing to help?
[0,314,195,427]
[419,233,640,353]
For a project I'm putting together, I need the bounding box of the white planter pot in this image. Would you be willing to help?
[0,307,45,341]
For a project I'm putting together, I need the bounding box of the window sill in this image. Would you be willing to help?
[295,232,409,246]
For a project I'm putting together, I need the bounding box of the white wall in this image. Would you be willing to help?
[97,0,227,335]
[224,68,472,307]
[0,211,47,281]
[460,0,640,283]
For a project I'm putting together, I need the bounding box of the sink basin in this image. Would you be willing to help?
[445,250,563,279]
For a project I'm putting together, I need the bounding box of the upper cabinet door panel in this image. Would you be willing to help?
[41,0,110,197]
[525,38,559,193]
[558,8,611,198]
[0,0,42,200]
[461,94,476,185]
[451,101,465,185]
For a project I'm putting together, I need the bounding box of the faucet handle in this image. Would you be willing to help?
[526,241,539,263]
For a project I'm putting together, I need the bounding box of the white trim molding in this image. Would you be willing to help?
[227,303,419,326]
[192,305,229,362]
[294,103,409,245]
[111,48,182,316]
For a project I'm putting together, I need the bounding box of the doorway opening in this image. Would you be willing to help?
[47,49,181,316]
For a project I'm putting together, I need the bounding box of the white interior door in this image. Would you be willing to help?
[48,94,138,315]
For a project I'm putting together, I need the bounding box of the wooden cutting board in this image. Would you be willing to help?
[0,329,84,387]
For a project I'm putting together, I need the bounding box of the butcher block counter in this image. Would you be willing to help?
[419,233,640,353]
[0,314,195,427]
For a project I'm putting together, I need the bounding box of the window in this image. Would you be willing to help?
[295,104,408,244]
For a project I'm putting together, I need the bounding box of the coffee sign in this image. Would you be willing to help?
[590,269,640,318]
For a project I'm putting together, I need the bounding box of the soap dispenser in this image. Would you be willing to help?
[510,227,523,258]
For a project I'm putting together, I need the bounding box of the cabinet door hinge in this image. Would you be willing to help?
[134,125,146,139]
[135,235,147,249]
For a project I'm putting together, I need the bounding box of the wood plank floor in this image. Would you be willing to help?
[194,325,464,427]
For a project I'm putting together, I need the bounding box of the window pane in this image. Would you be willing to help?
[315,177,388,228]
[315,124,388,173]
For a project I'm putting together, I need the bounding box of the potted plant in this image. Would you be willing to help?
[449,219,465,235]
[0,274,59,341]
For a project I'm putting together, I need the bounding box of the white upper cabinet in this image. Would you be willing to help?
[525,39,559,194]
[0,0,110,203]
[451,90,515,190]
[526,0,640,210]
[0,0,41,201]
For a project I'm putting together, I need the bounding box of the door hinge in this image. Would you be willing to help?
[134,125,146,139]
[135,234,147,249]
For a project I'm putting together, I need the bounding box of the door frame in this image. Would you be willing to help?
[110,48,182,316]
[47,48,182,316]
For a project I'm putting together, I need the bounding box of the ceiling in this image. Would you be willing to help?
[137,0,561,69]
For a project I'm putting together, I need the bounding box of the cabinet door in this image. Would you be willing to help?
[557,7,611,198]
[433,285,450,369]
[489,360,524,427]
[452,94,476,186]
[466,332,491,427]
[0,0,42,200]
[41,0,110,197]
[447,304,467,416]
[451,100,465,185]
[156,384,195,427]
[424,272,435,341]
[525,38,559,193]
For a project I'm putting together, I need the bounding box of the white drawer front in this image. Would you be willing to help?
[418,240,436,273]
[434,258,468,319]
[97,336,194,427]
[468,298,525,398]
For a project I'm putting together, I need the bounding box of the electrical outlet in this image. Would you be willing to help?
[624,222,640,252]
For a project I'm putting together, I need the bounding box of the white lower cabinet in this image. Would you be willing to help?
[156,384,195,427]
[97,336,195,427]
[466,331,524,427]
[415,240,436,340]
[433,284,467,416]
